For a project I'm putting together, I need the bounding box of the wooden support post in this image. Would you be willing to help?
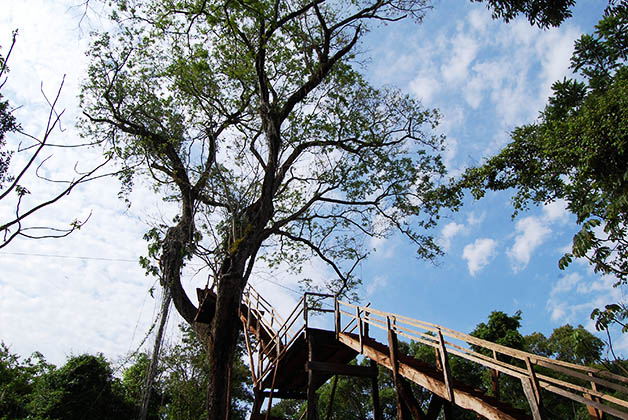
[387,316,407,420]
[436,329,454,405]
[242,327,258,387]
[521,376,543,420]
[491,350,500,400]
[264,362,280,420]
[357,307,363,354]
[251,388,264,419]
[442,402,453,420]
[586,372,604,420]
[307,333,319,420]
[370,360,382,420]
[525,357,542,407]
[399,377,427,420]
[326,375,338,420]
[425,394,444,420]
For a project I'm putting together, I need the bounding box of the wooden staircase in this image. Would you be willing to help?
[195,285,628,420]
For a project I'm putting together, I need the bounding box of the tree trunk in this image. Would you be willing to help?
[139,288,171,420]
[206,273,246,420]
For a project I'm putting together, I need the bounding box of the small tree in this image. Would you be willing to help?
[80,0,576,417]
[0,31,109,248]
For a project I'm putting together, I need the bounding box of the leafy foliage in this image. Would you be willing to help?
[463,2,628,332]
[0,327,253,420]
[471,0,575,28]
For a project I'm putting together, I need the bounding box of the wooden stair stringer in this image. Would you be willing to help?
[338,332,531,420]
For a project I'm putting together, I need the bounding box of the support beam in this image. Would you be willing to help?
[586,373,604,420]
[326,375,338,420]
[436,329,454,405]
[306,361,378,378]
[425,394,444,420]
[387,316,409,420]
[521,377,543,420]
[398,377,427,420]
[307,333,320,420]
[371,360,382,420]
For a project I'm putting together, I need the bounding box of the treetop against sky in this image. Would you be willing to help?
[0,0,621,367]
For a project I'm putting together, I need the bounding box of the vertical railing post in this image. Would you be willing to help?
[357,306,363,354]
[335,297,340,339]
[303,294,308,330]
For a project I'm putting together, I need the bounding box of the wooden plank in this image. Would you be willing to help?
[306,361,378,378]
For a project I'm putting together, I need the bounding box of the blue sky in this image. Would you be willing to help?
[1,0,623,366]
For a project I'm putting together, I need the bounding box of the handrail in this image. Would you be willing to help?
[240,287,338,390]
[337,300,628,419]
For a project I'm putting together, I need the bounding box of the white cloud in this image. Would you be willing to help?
[535,26,580,100]
[508,216,551,271]
[463,238,498,276]
[542,199,569,224]
[467,211,486,226]
[550,272,582,297]
[442,33,478,84]
[409,75,441,104]
[439,222,465,252]
[467,9,491,33]
[366,275,389,297]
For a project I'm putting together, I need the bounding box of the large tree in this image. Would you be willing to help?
[463,2,628,333]
[80,0,575,418]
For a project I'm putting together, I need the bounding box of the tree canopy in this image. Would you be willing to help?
[463,2,628,333]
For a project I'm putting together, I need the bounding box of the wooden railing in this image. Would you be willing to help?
[336,300,628,420]
[242,288,335,389]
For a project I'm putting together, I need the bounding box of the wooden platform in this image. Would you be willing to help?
[261,328,359,396]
